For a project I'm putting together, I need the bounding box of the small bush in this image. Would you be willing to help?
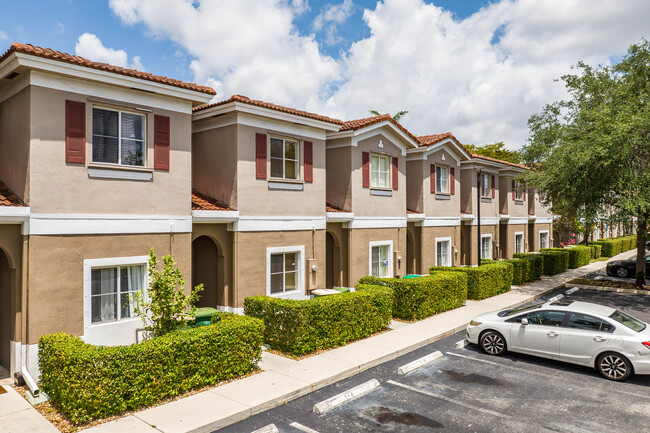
[39,315,264,423]
[566,246,592,268]
[512,253,543,281]
[539,249,569,275]
[619,237,631,251]
[588,243,602,259]
[504,258,530,285]
[428,261,513,300]
[358,272,467,320]
[593,239,622,257]
[244,286,392,355]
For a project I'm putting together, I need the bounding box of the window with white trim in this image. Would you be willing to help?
[481,235,492,260]
[370,241,392,278]
[269,252,299,294]
[436,165,449,193]
[92,107,145,166]
[91,264,145,323]
[481,173,491,198]
[270,137,299,180]
[515,181,524,200]
[515,233,524,254]
[539,231,549,249]
[436,238,451,266]
[370,154,391,188]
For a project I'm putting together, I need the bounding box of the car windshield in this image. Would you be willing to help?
[609,310,647,332]
[498,303,543,317]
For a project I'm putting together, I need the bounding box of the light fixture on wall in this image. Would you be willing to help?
[378,139,384,149]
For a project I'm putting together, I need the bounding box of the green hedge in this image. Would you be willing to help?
[244,286,392,355]
[540,249,569,275]
[593,239,622,257]
[504,258,529,285]
[428,261,513,300]
[39,313,264,423]
[512,253,543,281]
[357,272,467,321]
[588,243,602,259]
[566,246,592,268]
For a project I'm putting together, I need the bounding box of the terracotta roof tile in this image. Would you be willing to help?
[418,132,454,147]
[340,114,419,144]
[192,191,233,211]
[193,95,343,125]
[0,180,25,207]
[326,204,348,213]
[470,153,528,170]
[406,209,420,214]
[1,43,216,96]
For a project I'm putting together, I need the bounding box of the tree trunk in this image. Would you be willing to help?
[635,214,647,287]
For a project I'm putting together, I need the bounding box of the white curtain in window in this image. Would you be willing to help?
[122,265,144,319]
[93,268,117,323]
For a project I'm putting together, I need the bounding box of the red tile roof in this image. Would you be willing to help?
[193,95,343,125]
[0,180,25,207]
[1,43,216,95]
[191,191,233,211]
[418,132,454,147]
[470,153,528,170]
[340,114,419,144]
[326,204,348,213]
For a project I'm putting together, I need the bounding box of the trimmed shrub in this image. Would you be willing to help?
[566,245,592,268]
[39,314,264,423]
[244,286,392,355]
[429,261,513,300]
[504,258,530,285]
[512,253,543,281]
[588,243,602,259]
[358,272,467,321]
[539,249,569,275]
[619,237,631,251]
[593,239,622,257]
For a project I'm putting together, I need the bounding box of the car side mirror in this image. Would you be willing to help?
[521,318,529,326]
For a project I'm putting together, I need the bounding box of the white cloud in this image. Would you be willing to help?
[74,33,146,70]
[55,20,65,35]
[0,30,8,40]
[108,0,650,148]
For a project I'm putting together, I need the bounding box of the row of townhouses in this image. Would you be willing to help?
[0,43,552,377]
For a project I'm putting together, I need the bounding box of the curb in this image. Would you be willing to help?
[397,351,443,375]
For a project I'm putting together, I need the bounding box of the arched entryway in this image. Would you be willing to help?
[406,230,415,275]
[192,236,224,308]
[326,232,336,289]
[0,249,12,370]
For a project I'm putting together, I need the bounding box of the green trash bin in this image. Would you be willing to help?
[193,307,218,327]
[403,274,421,279]
[333,287,351,293]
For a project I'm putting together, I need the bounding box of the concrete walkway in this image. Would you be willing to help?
[0,384,59,433]
[14,250,639,433]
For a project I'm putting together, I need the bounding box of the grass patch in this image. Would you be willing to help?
[590,257,609,263]
[567,278,649,290]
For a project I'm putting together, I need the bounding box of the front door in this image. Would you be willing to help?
[509,311,566,359]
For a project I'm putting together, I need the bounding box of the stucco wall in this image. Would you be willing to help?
[529,223,553,251]
[501,223,528,259]
[326,222,350,288]
[421,225,461,269]
[325,145,352,211]
[348,227,406,285]
[461,224,499,266]
[0,86,30,203]
[423,149,461,217]
[191,223,234,308]
[0,224,23,367]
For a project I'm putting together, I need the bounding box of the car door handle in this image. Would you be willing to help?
[593,336,607,342]
[547,331,559,337]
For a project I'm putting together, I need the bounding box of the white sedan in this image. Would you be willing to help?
[466,299,650,381]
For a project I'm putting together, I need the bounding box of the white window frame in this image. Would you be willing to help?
[92,106,147,167]
[481,234,493,260]
[370,153,391,189]
[514,232,525,254]
[539,230,549,250]
[266,245,305,299]
[480,173,491,198]
[83,256,149,346]
[436,165,449,194]
[514,180,524,201]
[435,237,452,266]
[269,136,300,180]
[369,240,393,278]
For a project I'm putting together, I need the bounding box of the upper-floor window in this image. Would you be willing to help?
[515,181,524,200]
[270,137,299,180]
[92,108,145,166]
[371,154,391,189]
[436,165,448,193]
[480,173,491,198]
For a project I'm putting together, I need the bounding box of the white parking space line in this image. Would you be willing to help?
[398,351,443,375]
[289,421,320,433]
[252,424,279,433]
[445,351,650,400]
[313,379,381,414]
[565,287,579,295]
[454,339,469,349]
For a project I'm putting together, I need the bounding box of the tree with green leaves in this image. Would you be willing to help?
[368,109,409,122]
[464,142,522,164]
[522,40,650,285]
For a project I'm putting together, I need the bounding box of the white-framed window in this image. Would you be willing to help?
[370,154,391,189]
[480,173,491,198]
[514,180,524,200]
[435,237,452,266]
[92,107,146,166]
[266,246,305,297]
[83,256,148,346]
[270,137,299,180]
[515,232,525,254]
[539,231,549,249]
[436,165,449,193]
[369,240,393,278]
[481,234,493,260]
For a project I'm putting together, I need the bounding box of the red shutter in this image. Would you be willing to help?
[65,100,85,164]
[430,164,436,193]
[523,186,527,201]
[512,180,516,200]
[255,133,267,179]
[304,141,313,182]
[392,157,398,190]
[362,152,370,187]
[450,167,455,195]
[491,175,496,199]
[154,115,170,170]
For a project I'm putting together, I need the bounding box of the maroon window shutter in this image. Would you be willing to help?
[430,164,436,193]
[491,175,496,199]
[154,115,170,170]
[512,180,516,200]
[255,133,267,179]
[523,186,527,201]
[65,100,85,164]
[304,141,313,182]
[392,157,399,190]
[362,152,370,187]
[450,167,455,195]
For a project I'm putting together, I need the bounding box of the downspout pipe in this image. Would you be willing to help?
[19,228,39,396]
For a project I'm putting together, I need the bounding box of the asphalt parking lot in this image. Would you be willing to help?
[218,288,650,433]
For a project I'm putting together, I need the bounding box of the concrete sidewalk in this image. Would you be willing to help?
[21,251,640,433]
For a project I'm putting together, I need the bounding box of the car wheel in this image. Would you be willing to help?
[615,267,628,278]
[596,352,632,381]
[480,331,506,356]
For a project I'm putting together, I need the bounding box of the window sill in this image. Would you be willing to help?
[88,163,153,181]
[268,289,305,300]
[480,197,492,203]
[268,180,304,191]
[514,200,524,205]
[370,187,393,197]
[435,194,451,200]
